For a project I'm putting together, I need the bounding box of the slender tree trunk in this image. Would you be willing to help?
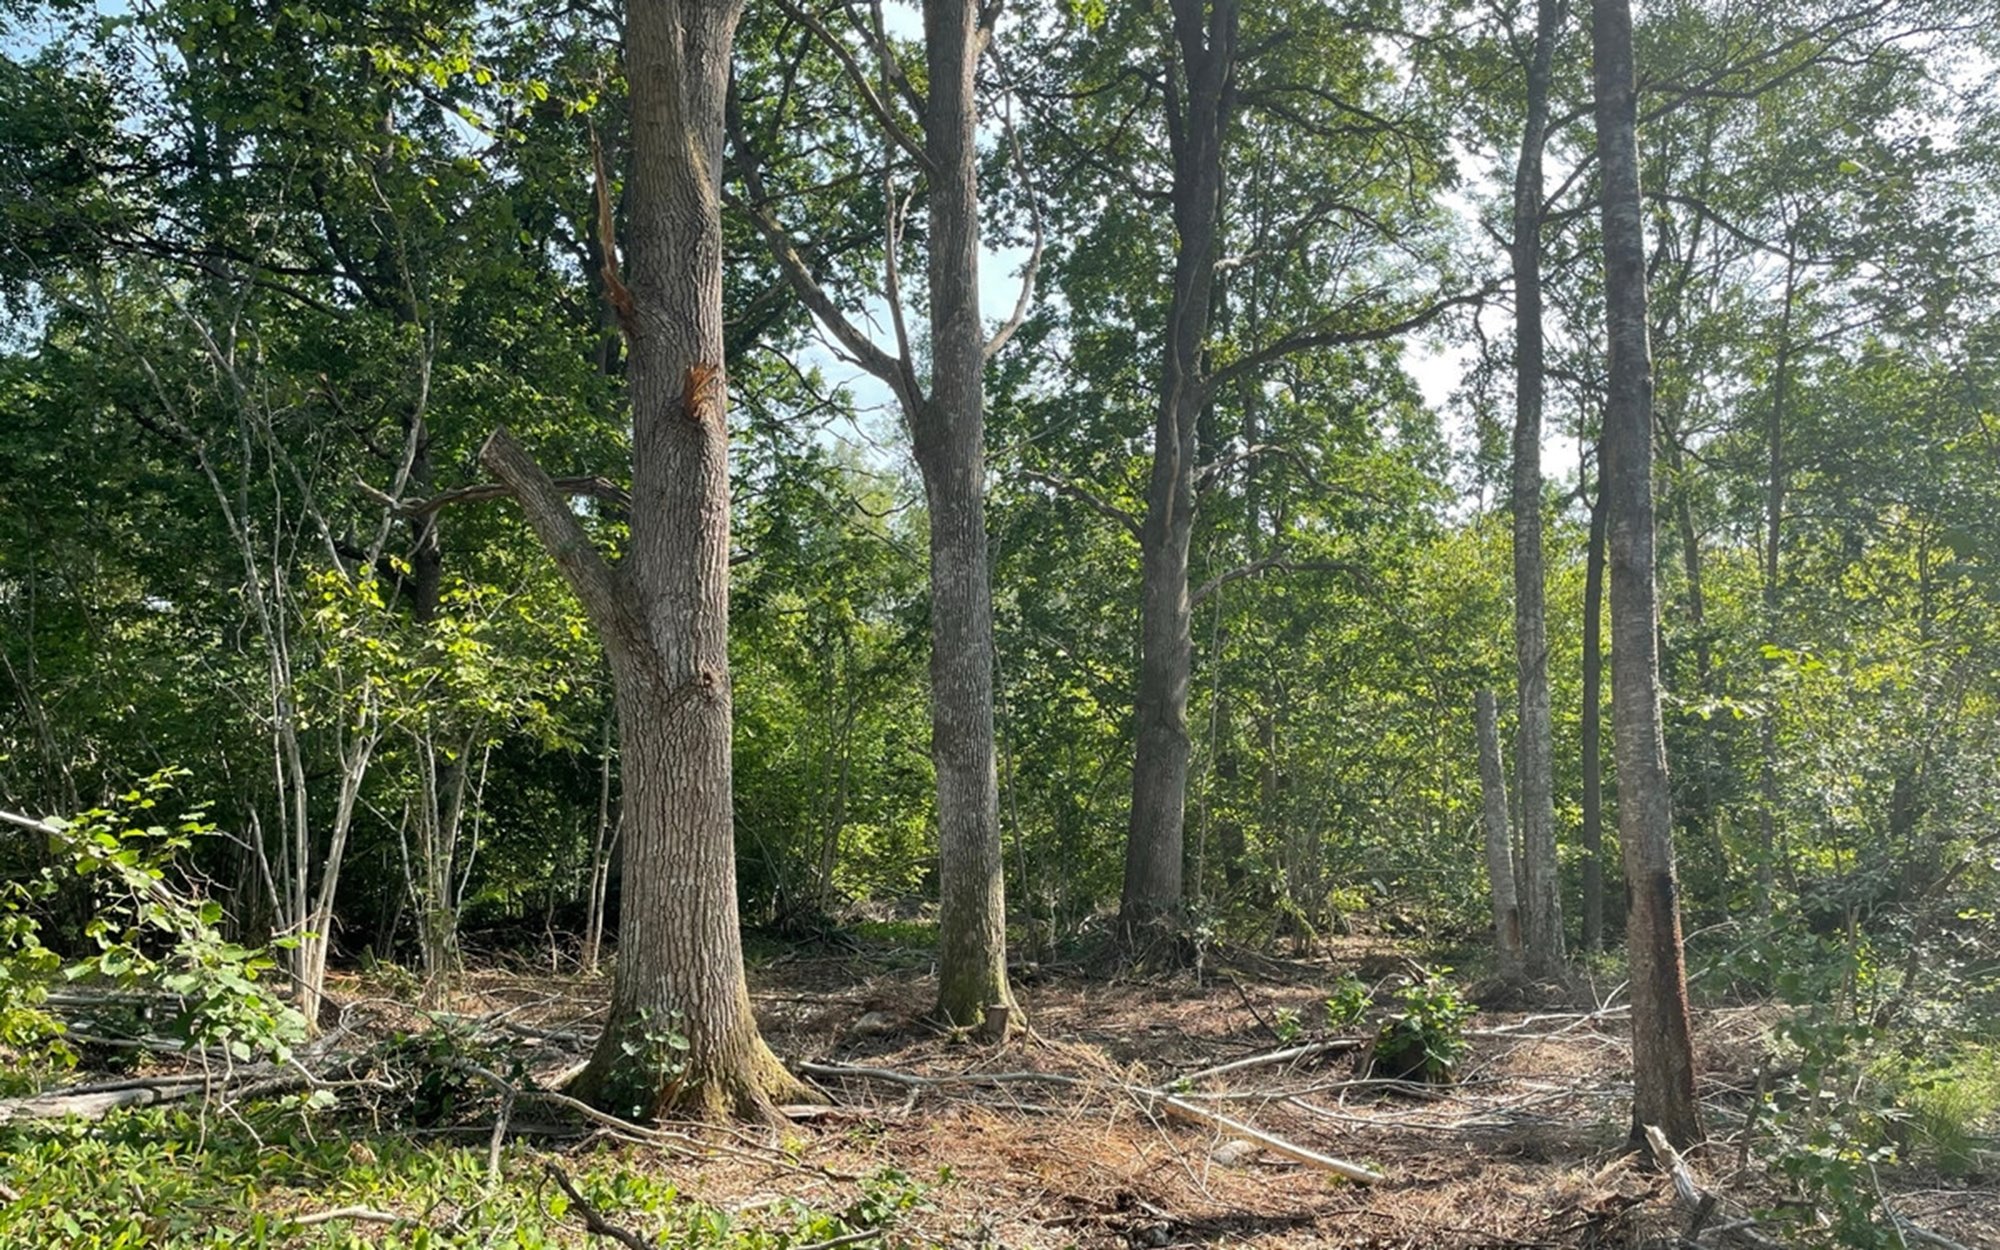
[1581,469,1608,952]
[729,0,1016,1029]
[583,715,617,974]
[487,0,806,1120]
[917,0,1015,1034]
[1122,0,1237,935]
[1593,0,1702,1149]
[1477,691,1525,982]
[1511,0,1566,980]
[1758,251,1798,919]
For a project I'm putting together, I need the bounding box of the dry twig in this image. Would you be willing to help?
[546,1163,651,1250]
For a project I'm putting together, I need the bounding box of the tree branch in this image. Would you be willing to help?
[355,475,631,519]
[1190,556,1368,607]
[727,84,921,413]
[770,0,932,173]
[1202,285,1496,398]
[984,72,1044,361]
[545,1164,652,1250]
[478,428,650,670]
[1018,469,1141,539]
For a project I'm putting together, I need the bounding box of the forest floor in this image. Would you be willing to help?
[389,930,1995,1249]
[5,929,1996,1248]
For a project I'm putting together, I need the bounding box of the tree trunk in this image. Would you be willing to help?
[1592,0,1702,1150]
[1581,469,1608,952]
[582,715,618,975]
[1476,691,1525,982]
[1758,251,1798,919]
[1121,0,1237,935]
[485,0,806,1120]
[1510,0,1565,980]
[917,0,1015,1034]
[728,0,1017,1031]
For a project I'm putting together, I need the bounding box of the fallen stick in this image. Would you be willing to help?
[0,1081,210,1124]
[1642,1124,1783,1249]
[1178,1039,1360,1084]
[449,1059,851,1179]
[547,1163,651,1250]
[795,1061,1083,1091]
[1889,1212,1975,1250]
[288,1207,411,1228]
[1157,1095,1383,1184]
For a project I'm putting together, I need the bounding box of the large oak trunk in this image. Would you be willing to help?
[487,0,805,1120]
[1592,0,1702,1149]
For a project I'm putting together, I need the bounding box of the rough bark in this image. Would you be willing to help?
[732,0,1017,1033]
[485,0,807,1120]
[917,0,1015,1033]
[1476,691,1525,983]
[1592,0,1702,1150]
[1121,0,1238,934]
[1510,0,1566,980]
[1580,470,1608,952]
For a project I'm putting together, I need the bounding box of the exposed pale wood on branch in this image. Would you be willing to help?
[1156,1094,1385,1184]
[1643,1124,1783,1249]
[288,1207,412,1228]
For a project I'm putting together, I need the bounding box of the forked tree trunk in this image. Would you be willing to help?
[1592,0,1702,1150]
[1476,691,1525,982]
[920,0,1015,1033]
[1122,0,1237,935]
[484,0,806,1120]
[1510,0,1566,983]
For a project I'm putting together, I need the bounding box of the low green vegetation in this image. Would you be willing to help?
[0,1103,936,1250]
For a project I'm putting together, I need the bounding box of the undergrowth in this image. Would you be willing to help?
[0,1101,935,1250]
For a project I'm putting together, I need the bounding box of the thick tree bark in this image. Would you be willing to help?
[1592,0,1702,1150]
[1476,691,1525,982]
[485,0,806,1120]
[1510,0,1566,980]
[917,0,1014,1032]
[1122,0,1237,934]
[1580,471,1607,952]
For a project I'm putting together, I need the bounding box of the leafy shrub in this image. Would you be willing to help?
[1325,973,1370,1031]
[0,774,306,1076]
[1370,975,1474,1083]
